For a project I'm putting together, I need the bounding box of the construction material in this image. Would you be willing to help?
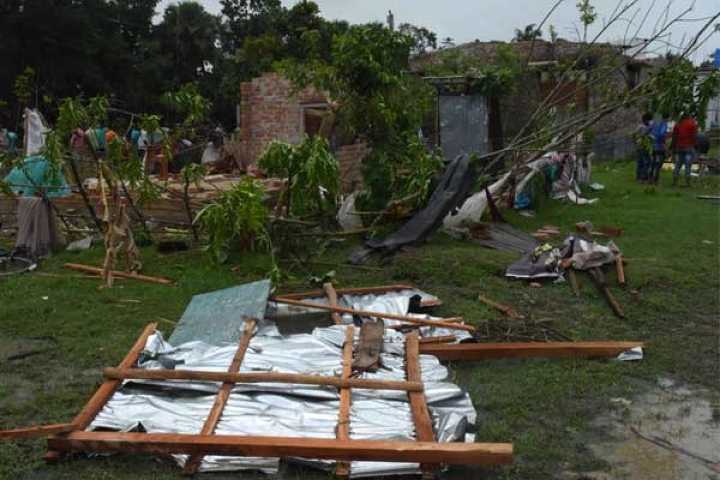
[477,294,525,320]
[353,320,384,372]
[0,423,74,440]
[418,341,643,361]
[567,268,581,297]
[168,280,270,346]
[64,263,173,285]
[418,335,457,344]
[616,255,626,286]
[103,368,424,392]
[323,282,343,325]
[271,297,475,332]
[335,325,354,476]
[183,319,256,474]
[405,332,437,475]
[588,267,625,318]
[276,284,441,308]
[48,431,513,465]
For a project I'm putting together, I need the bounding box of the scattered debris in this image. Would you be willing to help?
[66,236,93,252]
[64,263,173,285]
[477,293,525,320]
[467,222,539,254]
[532,225,561,241]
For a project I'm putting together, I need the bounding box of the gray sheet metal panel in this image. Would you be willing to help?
[168,279,271,346]
[439,94,489,162]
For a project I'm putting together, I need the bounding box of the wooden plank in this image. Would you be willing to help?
[271,298,475,332]
[0,423,74,440]
[418,341,644,361]
[103,368,424,392]
[405,332,436,475]
[418,335,456,344]
[323,282,343,325]
[48,431,513,465]
[275,284,442,308]
[477,294,525,320]
[335,325,354,477]
[183,318,256,475]
[616,255,626,286]
[71,323,158,430]
[64,263,174,285]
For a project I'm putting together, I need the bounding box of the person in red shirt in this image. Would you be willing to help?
[671,114,698,186]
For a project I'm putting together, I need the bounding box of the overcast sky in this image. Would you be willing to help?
[157,0,719,63]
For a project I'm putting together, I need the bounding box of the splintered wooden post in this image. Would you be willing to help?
[405,332,437,477]
[323,282,343,325]
[335,325,354,477]
[183,318,257,475]
[418,341,644,361]
[588,268,625,318]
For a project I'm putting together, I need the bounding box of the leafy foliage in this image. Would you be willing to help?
[258,136,339,217]
[398,23,437,55]
[281,23,439,210]
[195,177,270,263]
[648,60,720,127]
[514,24,542,42]
[422,44,522,96]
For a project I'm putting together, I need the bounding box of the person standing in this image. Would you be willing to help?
[671,113,698,186]
[634,113,653,183]
[648,114,669,184]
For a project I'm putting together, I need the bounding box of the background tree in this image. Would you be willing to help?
[514,24,543,42]
[398,23,438,55]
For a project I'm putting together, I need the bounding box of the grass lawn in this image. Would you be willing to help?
[1,161,718,479]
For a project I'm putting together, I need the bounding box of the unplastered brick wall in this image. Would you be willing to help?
[228,72,367,191]
[234,72,325,166]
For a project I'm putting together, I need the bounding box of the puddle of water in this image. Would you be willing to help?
[583,378,720,480]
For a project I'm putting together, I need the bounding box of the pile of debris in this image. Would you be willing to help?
[1,280,643,476]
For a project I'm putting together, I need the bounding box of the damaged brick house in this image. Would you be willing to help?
[412,39,659,160]
[228,72,367,193]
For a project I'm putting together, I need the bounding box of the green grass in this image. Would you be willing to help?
[1,162,718,479]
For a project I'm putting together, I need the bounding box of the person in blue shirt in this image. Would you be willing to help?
[648,114,669,185]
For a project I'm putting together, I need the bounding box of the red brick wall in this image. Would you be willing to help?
[234,72,326,167]
[227,72,367,191]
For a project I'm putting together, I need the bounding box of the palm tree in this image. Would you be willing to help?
[513,24,542,42]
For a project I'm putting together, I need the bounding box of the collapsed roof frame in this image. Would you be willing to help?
[0,282,643,476]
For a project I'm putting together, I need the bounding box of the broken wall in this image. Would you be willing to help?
[228,72,366,191]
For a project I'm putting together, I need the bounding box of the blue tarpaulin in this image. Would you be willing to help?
[3,155,71,198]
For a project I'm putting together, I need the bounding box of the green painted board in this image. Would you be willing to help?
[168,280,271,346]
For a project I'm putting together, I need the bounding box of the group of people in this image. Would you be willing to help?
[635,112,707,186]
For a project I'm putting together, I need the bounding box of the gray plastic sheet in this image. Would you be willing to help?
[90,323,477,477]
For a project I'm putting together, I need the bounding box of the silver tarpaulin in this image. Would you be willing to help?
[90,323,477,477]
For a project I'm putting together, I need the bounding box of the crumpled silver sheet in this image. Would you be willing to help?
[271,289,473,343]
[90,324,477,477]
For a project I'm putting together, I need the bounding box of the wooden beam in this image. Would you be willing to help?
[72,323,158,430]
[44,323,158,461]
[616,255,626,286]
[64,263,173,285]
[271,298,475,333]
[335,325,354,477]
[48,431,513,465]
[323,282,343,325]
[477,294,525,320]
[418,341,644,361]
[0,423,74,440]
[275,284,442,308]
[418,335,456,344]
[103,368,424,392]
[183,319,256,475]
[405,333,437,476]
